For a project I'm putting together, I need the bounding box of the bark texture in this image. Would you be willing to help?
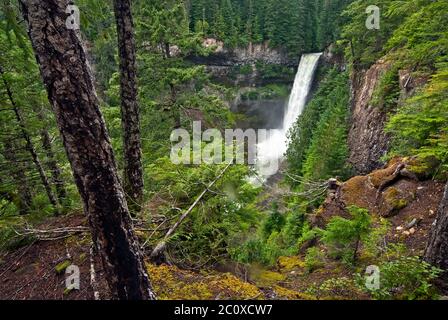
[19,0,155,300]
[113,0,144,210]
[425,182,448,283]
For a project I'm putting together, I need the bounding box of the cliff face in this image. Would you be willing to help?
[192,39,296,66]
[348,59,392,175]
[188,39,296,86]
[314,158,445,254]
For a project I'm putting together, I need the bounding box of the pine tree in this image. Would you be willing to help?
[19,0,155,300]
[113,0,144,212]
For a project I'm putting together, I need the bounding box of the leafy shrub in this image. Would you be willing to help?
[362,256,442,300]
[306,277,363,300]
[261,203,285,240]
[363,218,390,259]
[0,217,33,252]
[304,247,325,273]
[322,206,372,265]
[371,65,400,110]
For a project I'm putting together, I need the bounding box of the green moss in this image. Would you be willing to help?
[55,260,71,274]
[277,256,305,272]
[147,263,262,300]
[252,270,286,286]
[407,156,441,180]
[384,187,408,211]
[273,285,317,300]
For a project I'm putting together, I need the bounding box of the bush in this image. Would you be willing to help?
[322,206,372,265]
[261,203,285,240]
[306,277,363,300]
[0,217,34,252]
[304,247,325,273]
[363,256,442,300]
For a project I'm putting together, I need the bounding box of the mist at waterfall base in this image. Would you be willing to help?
[254,53,322,182]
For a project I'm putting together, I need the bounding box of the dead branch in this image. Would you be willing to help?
[150,162,233,263]
[89,244,100,300]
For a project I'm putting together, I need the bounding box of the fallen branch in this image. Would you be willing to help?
[13,226,89,241]
[150,162,233,263]
[90,244,100,300]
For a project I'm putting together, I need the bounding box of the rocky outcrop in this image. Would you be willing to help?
[191,39,296,66]
[188,39,296,86]
[348,59,392,174]
[315,158,445,253]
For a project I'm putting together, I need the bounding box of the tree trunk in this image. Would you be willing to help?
[425,182,448,284]
[0,66,59,214]
[113,0,144,211]
[36,107,67,206]
[19,0,155,300]
[1,139,33,215]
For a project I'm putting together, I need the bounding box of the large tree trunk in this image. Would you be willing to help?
[0,66,59,214]
[19,0,155,300]
[113,0,144,211]
[425,182,448,285]
[36,107,67,206]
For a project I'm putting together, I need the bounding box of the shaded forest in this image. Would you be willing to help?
[0,0,447,301]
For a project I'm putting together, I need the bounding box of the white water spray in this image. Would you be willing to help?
[256,53,322,179]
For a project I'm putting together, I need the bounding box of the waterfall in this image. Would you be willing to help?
[255,53,322,179]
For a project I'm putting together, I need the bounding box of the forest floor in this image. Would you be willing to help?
[0,160,444,300]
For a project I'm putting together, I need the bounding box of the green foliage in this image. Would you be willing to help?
[304,247,325,273]
[306,277,363,299]
[363,257,441,300]
[189,0,352,56]
[321,206,372,265]
[261,203,285,239]
[371,64,400,110]
[386,62,448,174]
[240,84,290,101]
[255,62,295,82]
[287,69,352,183]
[0,217,33,252]
[233,207,310,266]
[362,217,390,259]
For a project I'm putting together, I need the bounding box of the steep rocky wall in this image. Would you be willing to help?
[187,39,297,86]
[348,59,392,174]
[190,39,296,66]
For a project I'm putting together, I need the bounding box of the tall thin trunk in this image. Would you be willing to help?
[19,0,155,300]
[1,139,33,215]
[0,66,59,214]
[425,182,448,283]
[113,0,144,211]
[36,107,67,205]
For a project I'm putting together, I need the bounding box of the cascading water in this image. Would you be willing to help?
[255,53,322,180]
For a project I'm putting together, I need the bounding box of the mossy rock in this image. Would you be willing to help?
[55,260,71,274]
[252,270,286,287]
[368,164,400,188]
[407,156,441,180]
[277,256,305,272]
[147,263,262,300]
[78,253,87,263]
[341,176,372,210]
[273,285,317,300]
[381,187,408,217]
